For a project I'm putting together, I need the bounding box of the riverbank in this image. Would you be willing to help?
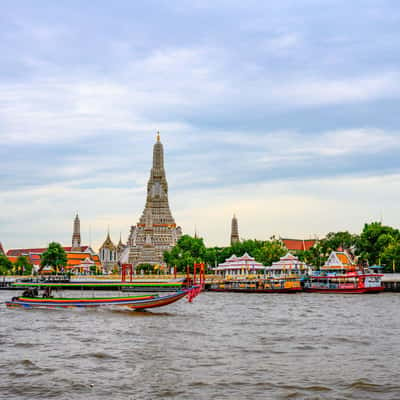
[2,273,400,291]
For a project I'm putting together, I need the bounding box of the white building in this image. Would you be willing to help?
[213,253,265,277]
[264,253,311,277]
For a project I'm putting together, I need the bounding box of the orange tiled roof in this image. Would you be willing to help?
[7,256,18,263]
[6,247,100,268]
[337,253,352,265]
[281,239,316,251]
[66,252,101,267]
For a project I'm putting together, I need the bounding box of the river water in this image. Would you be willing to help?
[0,290,399,400]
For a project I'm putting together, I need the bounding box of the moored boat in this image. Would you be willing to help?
[210,252,303,293]
[304,250,383,294]
[208,276,302,293]
[304,273,383,293]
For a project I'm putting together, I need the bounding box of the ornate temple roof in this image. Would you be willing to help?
[322,250,355,270]
[100,232,116,251]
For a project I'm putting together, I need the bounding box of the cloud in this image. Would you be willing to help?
[1,1,400,249]
[2,40,400,145]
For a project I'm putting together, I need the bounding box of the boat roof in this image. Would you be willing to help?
[310,274,383,279]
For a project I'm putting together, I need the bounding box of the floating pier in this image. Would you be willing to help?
[381,274,400,291]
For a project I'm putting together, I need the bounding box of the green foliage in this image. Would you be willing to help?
[319,231,358,255]
[253,239,287,265]
[357,222,400,269]
[296,243,324,269]
[40,242,67,270]
[163,235,207,272]
[0,254,13,275]
[380,242,400,272]
[14,255,33,275]
[112,265,120,274]
[89,265,97,275]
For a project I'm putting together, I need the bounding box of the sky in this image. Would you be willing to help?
[1,0,400,250]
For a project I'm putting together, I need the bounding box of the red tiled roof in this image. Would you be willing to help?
[281,239,316,251]
[28,254,41,265]
[7,246,89,256]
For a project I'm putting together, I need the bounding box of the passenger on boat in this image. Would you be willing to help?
[21,288,37,297]
[42,287,52,298]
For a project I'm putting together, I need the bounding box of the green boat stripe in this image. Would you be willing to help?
[12,282,184,288]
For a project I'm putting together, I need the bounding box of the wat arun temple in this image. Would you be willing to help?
[121,133,182,267]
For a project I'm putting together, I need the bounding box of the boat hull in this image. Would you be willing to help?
[208,287,302,293]
[5,290,189,309]
[304,286,384,294]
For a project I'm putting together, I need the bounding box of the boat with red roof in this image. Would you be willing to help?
[304,250,383,294]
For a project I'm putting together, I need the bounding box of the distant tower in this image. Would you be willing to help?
[127,132,182,266]
[116,233,126,260]
[71,213,81,251]
[230,214,239,245]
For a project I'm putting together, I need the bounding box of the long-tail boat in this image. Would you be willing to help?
[5,282,201,309]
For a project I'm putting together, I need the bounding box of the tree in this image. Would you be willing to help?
[380,242,400,272]
[89,265,97,275]
[254,239,286,265]
[40,242,67,272]
[0,254,13,275]
[320,231,358,255]
[14,255,33,275]
[163,235,207,272]
[357,222,400,265]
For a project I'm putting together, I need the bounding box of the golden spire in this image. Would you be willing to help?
[156,131,160,142]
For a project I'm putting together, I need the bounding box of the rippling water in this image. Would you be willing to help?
[1,290,400,400]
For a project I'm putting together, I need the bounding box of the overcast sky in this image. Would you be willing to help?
[1,0,400,250]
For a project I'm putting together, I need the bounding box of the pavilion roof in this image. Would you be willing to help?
[322,250,355,269]
[215,252,264,269]
[281,238,316,251]
[269,252,308,268]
